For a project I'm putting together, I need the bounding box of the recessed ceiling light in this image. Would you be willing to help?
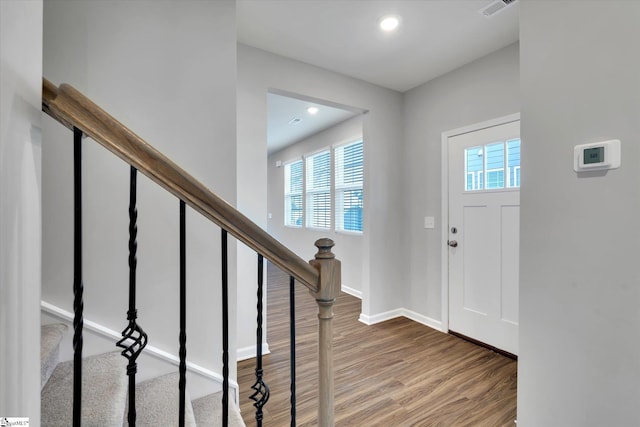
[379,15,400,32]
[307,107,319,115]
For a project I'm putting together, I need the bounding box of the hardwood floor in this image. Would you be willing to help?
[237,264,517,426]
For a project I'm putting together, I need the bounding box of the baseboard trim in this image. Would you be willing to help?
[341,285,362,299]
[402,309,444,332]
[359,309,403,325]
[41,300,240,403]
[237,344,271,362]
[359,308,443,332]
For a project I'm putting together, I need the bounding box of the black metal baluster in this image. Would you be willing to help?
[116,166,148,426]
[179,201,187,427]
[73,127,84,427]
[250,254,270,427]
[221,230,229,426]
[289,275,297,427]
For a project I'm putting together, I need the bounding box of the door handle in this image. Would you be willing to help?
[448,240,458,248]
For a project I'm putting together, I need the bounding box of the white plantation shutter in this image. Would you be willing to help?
[284,160,303,227]
[305,150,331,229]
[335,140,363,232]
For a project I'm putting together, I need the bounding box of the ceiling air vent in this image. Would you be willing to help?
[479,0,518,18]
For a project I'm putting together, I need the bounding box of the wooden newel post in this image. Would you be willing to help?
[310,238,341,427]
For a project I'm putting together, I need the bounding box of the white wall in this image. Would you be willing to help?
[238,44,405,323]
[268,116,364,296]
[42,0,238,394]
[403,43,519,322]
[0,0,43,423]
[236,42,268,356]
[518,2,640,425]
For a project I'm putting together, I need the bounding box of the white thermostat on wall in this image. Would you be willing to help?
[573,139,621,172]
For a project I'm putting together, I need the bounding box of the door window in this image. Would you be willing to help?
[465,139,520,191]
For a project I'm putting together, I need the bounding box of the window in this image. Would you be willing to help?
[485,142,505,189]
[305,150,331,229]
[466,147,484,191]
[507,139,521,187]
[335,140,363,232]
[284,160,303,227]
[465,139,521,191]
[282,139,364,233]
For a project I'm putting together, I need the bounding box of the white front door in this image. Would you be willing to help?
[448,120,520,355]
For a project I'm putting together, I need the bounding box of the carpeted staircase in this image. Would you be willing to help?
[40,324,246,426]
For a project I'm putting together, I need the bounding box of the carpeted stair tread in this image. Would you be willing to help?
[41,323,67,389]
[129,372,196,426]
[192,392,246,427]
[41,351,128,426]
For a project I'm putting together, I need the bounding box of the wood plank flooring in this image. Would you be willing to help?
[237,264,517,426]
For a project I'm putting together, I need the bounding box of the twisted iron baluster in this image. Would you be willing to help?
[250,254,270,427]
[179,201,187,427]
[72,127,84,427]
[116,166,148,426]
[221,230,229,426]
[290,275,297,427]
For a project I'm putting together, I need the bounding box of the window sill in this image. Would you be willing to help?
[306,226,331,232]
[335,229,363,236]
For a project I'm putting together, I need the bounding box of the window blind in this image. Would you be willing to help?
[335,140,363,232]
[284,160,303,227]
[306,150,331,229]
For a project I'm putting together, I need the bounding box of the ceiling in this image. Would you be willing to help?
[237,0,520,92]
[237,0,520,154]
[267,93,361,154]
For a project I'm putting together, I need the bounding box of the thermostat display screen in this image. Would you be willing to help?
[584,147,604,164]
[573,139,620,172]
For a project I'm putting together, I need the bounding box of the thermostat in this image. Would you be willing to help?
[574,139,620,172]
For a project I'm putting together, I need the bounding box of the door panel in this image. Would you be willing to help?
[448,120,520,355]
[500,205,519,325]
[462,205,493,316]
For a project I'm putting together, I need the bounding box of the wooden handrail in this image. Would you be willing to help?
[42,78,320,292]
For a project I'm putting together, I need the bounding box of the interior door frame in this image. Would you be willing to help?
[440,112,520,333]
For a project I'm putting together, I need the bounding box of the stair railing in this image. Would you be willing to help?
[42,78,341,427]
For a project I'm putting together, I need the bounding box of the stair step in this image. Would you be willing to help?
[128,372,196,426]
[41,323,67,389]
[41,351,128,426]
[192,392,246,427]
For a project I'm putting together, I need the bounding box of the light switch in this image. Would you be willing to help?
[424,216,435,229]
